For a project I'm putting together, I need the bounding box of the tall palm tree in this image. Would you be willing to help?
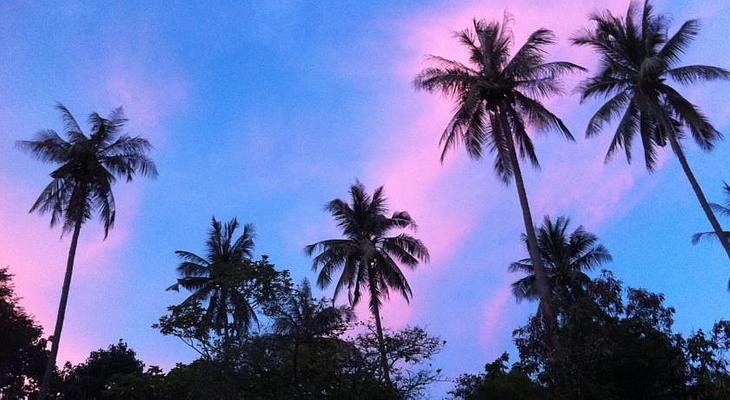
[510,216,612,315]
[167,218,258,347]
[17,103,157,400]
[305,182,430,385]
[414,15,583,325]
[573,0,730,259]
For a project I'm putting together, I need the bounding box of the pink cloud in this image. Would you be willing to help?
[357,0,656,340]
[1,51,186,364]
[480,286,512,350]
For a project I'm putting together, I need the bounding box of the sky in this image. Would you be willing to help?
[1,0,730,397]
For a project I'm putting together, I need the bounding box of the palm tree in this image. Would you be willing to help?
[17,103,157,400]
[573,0,730,260]
[167,218,258,348]
[272,279,354,340]
[271,279,354,392]
[510,216,612,315]
[414,15,583,325]
[305,182,430,385]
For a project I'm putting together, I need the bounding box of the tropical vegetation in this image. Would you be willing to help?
[16,104,157,400]
[4,1,730,399]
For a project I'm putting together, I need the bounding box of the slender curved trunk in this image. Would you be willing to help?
[504,128,556,328]
[670,135,730,260]
[38,218,83,400]
[369,294,392,386]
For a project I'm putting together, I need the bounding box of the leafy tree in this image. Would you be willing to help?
[17,103,158,399]
[159,252,289,359]
[156,277,443,399]
[58,340,145,400]
[414,15,583,327]
[510,216,611,316]
[449,353,546,400]
[685,320,730,398]
[514,271,688,399]
[353,323,445,399]
[0,266,48,398]
[251,279,363,399]
[268,278,354,341]
[100,366,167,400]
[161,359,241,400]
[305,181,430,384]
[573,0,730,261]
[167,218,258,342]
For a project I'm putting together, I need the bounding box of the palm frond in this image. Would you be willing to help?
[658,19,700,67]
[661,84,721,150]
[691,231,730,245]
[513,91,574,140]
[16,130,70,163]
[668,65,730,85]
[586,90,632,137]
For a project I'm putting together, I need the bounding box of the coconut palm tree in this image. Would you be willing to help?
[305,182,430,385]
[17,103,157,400]
[414,15,583,325]
[510,216,612,316]
[573,0,730,259]
[272,279,354,340]
[167,218,258,346]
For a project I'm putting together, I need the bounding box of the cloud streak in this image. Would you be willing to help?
[357,0,657,351]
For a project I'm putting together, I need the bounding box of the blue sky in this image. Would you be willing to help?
[2,0,730,397]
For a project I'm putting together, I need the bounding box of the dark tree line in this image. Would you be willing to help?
[451,219,730,400]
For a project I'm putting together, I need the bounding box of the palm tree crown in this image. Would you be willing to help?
[573,0,730,169]
[18,103,158,236]
[305,182,429,311]
[414,15,584,181]
[272,279,353,340]
[18,103,158,400]
[510,216,612,306]
[168,217,257,336]
[305,181,429,384]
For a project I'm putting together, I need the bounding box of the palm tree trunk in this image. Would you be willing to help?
[38,218,83,400]
[504,130,556,326]
[670,135,730,260]
[370,298,392,386]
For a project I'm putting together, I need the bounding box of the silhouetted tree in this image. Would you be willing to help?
[573,0,730,261]
[58,340,145,400]
[450,353,546,400]
[0,266,48,398]
[510,216,611,316]
[305,181,430,385]
[685,320,730,398]
[156,275,442,399]
[17,103,157,400]
[514,271,688,399]
[354,323,445,399]
[161,245,288,359]
[269,278,353,341]
[167,218,259,349]
[414,15,583,327]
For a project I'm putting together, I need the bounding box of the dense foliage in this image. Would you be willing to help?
[451,267,730,399]
[0,267,48,398]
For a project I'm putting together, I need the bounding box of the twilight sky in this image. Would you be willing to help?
[2,0,730,396]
